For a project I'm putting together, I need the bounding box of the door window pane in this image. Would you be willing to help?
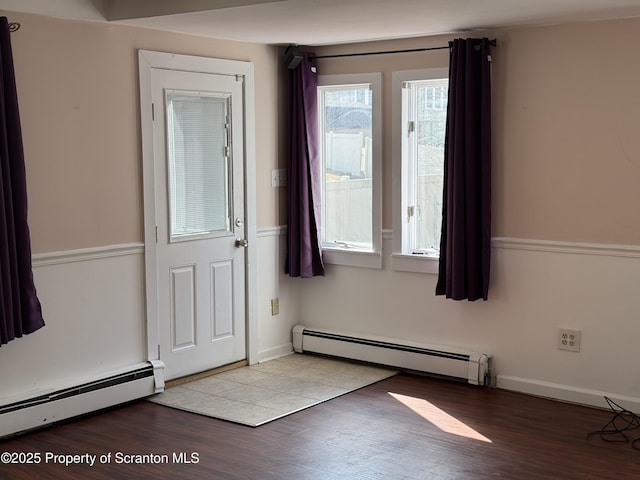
[166,92,230,241]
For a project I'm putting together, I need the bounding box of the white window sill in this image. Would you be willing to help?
[322,247,382,269]
[391,253,439,274]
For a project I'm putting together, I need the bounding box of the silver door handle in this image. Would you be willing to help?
[235,237,248,248]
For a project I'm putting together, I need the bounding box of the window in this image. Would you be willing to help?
[318,73,382,269]
[392,68,448,273]
[166,91,231,241]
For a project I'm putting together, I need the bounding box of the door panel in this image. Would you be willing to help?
[211,260,233,339]
[170,265,196,351]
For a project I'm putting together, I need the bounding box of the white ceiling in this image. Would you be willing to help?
[3,0,640,45]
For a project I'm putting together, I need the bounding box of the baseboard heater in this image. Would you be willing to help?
[0,360,164,438]
[293,325,490,386]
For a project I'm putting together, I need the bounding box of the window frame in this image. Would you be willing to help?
[318,72,382,269]
[391,68,448,274]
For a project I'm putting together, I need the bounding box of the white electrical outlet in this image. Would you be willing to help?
[558,328,581,352]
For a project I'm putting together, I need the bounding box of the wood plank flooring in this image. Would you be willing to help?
[1,373,639,479]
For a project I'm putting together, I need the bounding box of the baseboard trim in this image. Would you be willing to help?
[258,343,294,363]
[497,375,640,413]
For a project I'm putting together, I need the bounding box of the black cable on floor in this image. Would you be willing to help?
[587,397,640,450]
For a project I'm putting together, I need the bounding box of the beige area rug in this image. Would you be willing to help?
[148,353,397,427]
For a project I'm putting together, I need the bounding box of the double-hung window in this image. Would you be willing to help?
[392,68,448,273]
[318,73,382,269]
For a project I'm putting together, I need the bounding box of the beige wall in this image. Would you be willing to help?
[312,18,640,245]
[17,12,638,251]
[494,19,640,244]
[6,11,281,253]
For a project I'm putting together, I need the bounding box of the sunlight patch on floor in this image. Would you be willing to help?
[389,392,492,443]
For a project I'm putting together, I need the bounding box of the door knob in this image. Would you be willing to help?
[235,237,248,248]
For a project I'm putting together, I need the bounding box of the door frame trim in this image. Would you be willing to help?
[138,49,258,366]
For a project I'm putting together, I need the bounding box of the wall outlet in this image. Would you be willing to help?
[558,328,581,352]
[271,297,280,316]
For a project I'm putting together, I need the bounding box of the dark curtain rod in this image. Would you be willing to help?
[309,38,496,61]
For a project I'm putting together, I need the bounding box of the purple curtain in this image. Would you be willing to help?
[285,52,325,277]
[0,17,45,345]
[436,38,493,301]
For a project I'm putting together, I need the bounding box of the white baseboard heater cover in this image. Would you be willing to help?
[293,325,490,386]
[0,360,165,438]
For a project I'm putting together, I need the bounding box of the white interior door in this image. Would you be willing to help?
[142,61,248,381]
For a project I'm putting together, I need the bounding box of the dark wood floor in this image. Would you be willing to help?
[1,373,639,479]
